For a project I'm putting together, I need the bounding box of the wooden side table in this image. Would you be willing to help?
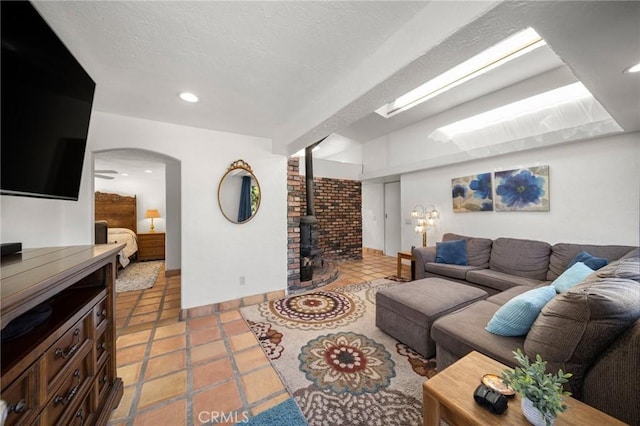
[423,351,625,426]
[137,232,166,261]
[397,250,415,280]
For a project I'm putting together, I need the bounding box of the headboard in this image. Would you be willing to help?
[95,192,137,234]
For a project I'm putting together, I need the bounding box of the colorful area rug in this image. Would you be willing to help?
[115,261,162,293]
[240,279,437,425]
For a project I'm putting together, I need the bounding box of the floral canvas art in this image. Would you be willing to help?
[451,172,493,212]
[495,165,549,211]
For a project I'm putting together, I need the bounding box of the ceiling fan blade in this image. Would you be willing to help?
[95,169,118,174]
[95,174,115,180]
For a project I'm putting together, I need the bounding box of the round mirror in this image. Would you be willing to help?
[218,160,261,223]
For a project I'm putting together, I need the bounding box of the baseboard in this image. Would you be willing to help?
[363,247,383,255]
[165,268,181,277]
[179,289,286,320]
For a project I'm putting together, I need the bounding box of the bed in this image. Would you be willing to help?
[95,191,139,268]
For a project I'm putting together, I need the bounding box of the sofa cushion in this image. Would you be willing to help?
[582,319,640,426]
[489,237,551,280]
[524,277,640,398]
[442,233,492,268]
[552,262,594,293]
[425,263,482,280]
[466,269,545,292]
[595,250,640,283]
[567,251,608,270]
[547,243,636,280]
[486,286,534,306]
[486,286,557,336]
[431,300,525,368]
[435,239,468,265]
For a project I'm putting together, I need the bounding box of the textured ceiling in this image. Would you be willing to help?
[33,1,426,138]
[34,1,640,162]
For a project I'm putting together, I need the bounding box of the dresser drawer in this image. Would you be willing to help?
[60,386,94,426]
[44,313,91,395]
[95,360,111,407]
[95,331,109,369]
[140,239,164,248]
[142,247,164,256]
[1,364,38,426]
[93,297,108,331]
[43,350,93,425]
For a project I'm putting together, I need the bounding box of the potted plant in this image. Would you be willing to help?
[501,349,573,426]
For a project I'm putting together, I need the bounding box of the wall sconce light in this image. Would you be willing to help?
[411,204,440,247]
[145,209,161,233]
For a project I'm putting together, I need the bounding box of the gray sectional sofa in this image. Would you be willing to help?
[409,234,639,425]
[412,233,635,294]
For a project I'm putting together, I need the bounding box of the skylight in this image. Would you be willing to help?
[428,82,623,149]
[376,27,546,118]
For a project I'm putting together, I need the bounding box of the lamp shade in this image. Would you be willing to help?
[145,209,161,219]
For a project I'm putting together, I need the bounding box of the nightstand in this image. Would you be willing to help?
[137,232,165,261]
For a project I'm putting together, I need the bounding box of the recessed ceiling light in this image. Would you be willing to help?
[179,92,199,103]
[121,173,129,176]
[144,170,153,173]
[376,27,546,118]
[624,62,640,74]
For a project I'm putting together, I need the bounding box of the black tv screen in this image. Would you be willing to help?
[1,0,96,201]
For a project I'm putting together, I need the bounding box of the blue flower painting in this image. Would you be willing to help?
[495,166,549,211]
[451,172,493,212]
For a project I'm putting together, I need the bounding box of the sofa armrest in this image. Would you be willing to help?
[412,246,436,279]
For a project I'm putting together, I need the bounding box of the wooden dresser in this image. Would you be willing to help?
[1,245,124,425]
[136,233,165,261]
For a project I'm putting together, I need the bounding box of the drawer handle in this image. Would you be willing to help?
[54,369,81,406]
[99,374,108,386]
[8,399,27,414]
[55,328,80,359]
[97,308,107,319]
[75,407,85,425]
[99,342,107,352]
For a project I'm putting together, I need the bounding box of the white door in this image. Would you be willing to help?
[384,182,401,256]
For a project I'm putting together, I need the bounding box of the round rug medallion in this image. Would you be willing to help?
[259,291,364,329]
[299,332,395,394]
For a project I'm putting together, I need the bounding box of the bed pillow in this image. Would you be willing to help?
[486,285,557,336]
[567,251,608,270]
[552,262,593,293]
[435,239,468,265]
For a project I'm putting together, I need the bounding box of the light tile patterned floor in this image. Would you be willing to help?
[108,252,411,425]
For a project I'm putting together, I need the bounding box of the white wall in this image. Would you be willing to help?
[299,157,362,180]
[1,193,92,248]
[362,133,640,249]
[1,111,287,309]
[88,112,287,309]
[95,163,167,233]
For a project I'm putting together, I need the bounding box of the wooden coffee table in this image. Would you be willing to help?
[423,351,625,426]
[397,250,415,279]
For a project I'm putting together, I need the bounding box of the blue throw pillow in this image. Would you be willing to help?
[567,251,608,270]
[435,239,468,265]
[486,286,557,336]
[552,262,594,293]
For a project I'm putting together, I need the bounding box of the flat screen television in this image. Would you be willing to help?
[1,0,96,201]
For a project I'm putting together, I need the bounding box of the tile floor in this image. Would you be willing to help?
[108,252,410,425]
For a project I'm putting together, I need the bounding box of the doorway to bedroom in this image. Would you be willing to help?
[93,148,182,332]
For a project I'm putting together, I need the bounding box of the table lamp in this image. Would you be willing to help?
[145,209,161,233]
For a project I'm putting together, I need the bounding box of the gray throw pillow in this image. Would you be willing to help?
[524,277,640,398]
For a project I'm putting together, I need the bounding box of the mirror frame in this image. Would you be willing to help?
[217,159,261,224]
